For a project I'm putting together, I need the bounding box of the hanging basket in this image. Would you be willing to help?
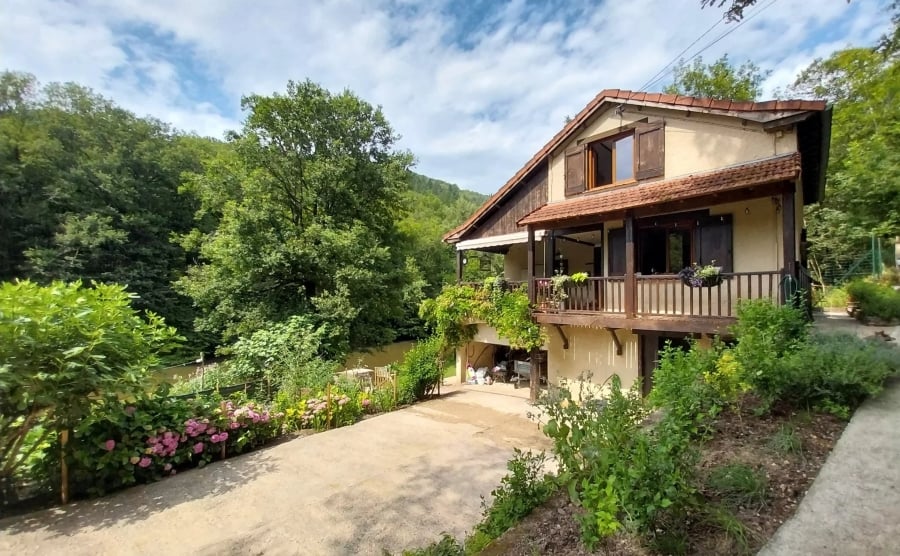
[678,266,723,288]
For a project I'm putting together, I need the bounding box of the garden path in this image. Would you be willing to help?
[759,377,900,556]
[0,387,548,556]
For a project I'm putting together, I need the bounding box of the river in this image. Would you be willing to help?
[152,341,419,385]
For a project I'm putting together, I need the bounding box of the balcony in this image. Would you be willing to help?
[531,270,790,334]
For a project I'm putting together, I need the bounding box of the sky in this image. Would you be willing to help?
[0,0,893,194]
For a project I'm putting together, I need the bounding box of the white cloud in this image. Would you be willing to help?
[0,0,892,193]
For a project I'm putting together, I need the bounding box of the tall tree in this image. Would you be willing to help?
[177,80,415,357]
[664,55,770,101]
[0,72,218,349]
[791,2,900,278]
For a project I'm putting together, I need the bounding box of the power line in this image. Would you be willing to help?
[641,0,781,93]
[637,19,724,93]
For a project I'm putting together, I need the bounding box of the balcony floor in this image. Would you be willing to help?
[533,310,735,335]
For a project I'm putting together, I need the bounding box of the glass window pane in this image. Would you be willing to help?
[615,135,634,182]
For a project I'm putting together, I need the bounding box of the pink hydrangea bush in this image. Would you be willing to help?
[70,393,283,498]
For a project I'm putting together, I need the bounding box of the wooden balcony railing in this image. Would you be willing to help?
[461,271,789,320]
[533,277,626,313]
[636,271,785,318]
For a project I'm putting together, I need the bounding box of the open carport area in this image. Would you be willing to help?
[0,387,547,556]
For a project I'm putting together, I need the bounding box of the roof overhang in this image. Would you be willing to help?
[454,230,547,251]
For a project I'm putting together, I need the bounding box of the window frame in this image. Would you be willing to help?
[586,130,637,190]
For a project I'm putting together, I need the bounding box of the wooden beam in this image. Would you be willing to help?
[553,324,569,349]
[544,230,555,278]
[456,250,464,283]
[782,185,797,287]
[624,212,636,317]
[605,327,623,355]
[527,226,536,303]
[533,312,736,335]
[556,235,596,248]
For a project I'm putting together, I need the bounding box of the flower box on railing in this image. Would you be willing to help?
[677,263,723,288]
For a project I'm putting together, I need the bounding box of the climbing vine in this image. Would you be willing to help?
[419,277,546,353]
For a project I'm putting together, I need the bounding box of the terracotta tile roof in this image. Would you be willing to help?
[444,89,825,242]
[517,152,801,226]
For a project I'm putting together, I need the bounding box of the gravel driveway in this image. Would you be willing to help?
[0,387,548,556]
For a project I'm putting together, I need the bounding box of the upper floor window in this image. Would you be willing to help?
[587,133,634,189]
[565,121,665,197]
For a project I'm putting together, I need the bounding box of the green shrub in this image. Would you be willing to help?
[540,375,698,548]
[397,336,443,404]
[731,300,809,405]
[477,449,554,539]
[399,534,465,556]
[706,463,768,511]
[846,280,900,321]
[650,341,722,426]
[0,280,180,494]
[816,285,849,308]
[779,333,900,416]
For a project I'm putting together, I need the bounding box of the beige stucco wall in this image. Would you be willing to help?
[546,326,639,396]
[547,108,799,203]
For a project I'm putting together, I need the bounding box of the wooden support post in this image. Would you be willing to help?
[456,249,464,283]
[530,350,546,403]
[781,186,797,295]
[527,226,536,303]
[624,212,636,317]
[544,230,555,277]
[59,429,69,505]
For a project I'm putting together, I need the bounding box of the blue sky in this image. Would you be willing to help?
[0,0,892,193]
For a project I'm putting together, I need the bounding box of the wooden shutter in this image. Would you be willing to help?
[608,228,626,276]
[565,146,586,197]
[697,215,733,272]
[635,122,665,180]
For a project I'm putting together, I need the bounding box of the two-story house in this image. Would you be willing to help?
[444,89,831,399]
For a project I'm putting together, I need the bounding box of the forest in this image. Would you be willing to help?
[0,74,486,361]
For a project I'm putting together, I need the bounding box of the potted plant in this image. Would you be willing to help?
[548,272,589,310]
[678,261,723,288]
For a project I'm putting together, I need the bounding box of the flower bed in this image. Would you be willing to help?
[69,394,284,497]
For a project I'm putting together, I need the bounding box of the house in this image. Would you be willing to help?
[444,89,831,399]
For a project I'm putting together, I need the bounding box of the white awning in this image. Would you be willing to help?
[455,230,547,251]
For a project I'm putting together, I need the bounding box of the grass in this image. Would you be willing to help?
[768,423,803,457]
[706,463,768,511]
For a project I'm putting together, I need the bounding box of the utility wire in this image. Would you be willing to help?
[636,18,724,93]
[640,0,781,93]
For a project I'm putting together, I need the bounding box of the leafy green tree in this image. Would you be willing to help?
[664,55,770,101]
[0,71,221,351]
[0,280,179,497]
[791,6,900,276]
[177,80,415,357]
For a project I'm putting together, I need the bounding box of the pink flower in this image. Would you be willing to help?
[163,463,172,471]
[229,422,240,429]
[147,436,159,445]
[138,457,152,468]
[170,470,177,476]
[219,432,228,442]
[210,434,221,443]
[208,427,217,435]
[193,442,205,454]
[124,406,136,416]
[104,439,116,451]
[362,399,371,407]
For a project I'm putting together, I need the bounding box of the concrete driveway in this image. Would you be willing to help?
[0,387,548,556]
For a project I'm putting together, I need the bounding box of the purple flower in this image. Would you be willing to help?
[210,433,222,443]
[219,432,228,442]
[138,457,152,468]
[104,439,116,451]
[193,442,205,454]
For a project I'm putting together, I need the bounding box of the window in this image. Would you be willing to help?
[587,133,634,189]
[564,121,665,197]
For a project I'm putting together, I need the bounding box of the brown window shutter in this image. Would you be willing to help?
[635,122,665,180]
[608,228,626,276]
[564,146,586,196]
[697,215,733,272]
